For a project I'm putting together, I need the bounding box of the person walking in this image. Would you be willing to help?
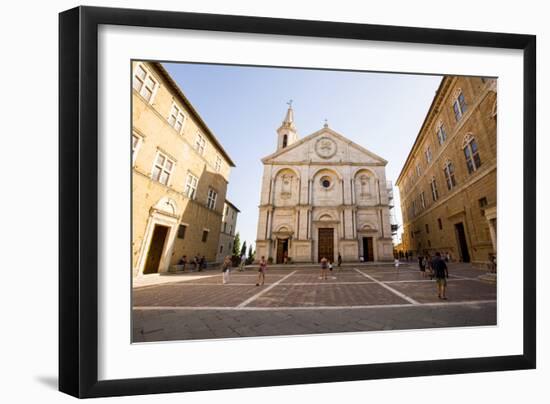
[256,256,267,286]
[239,253,246,272]
[394,256,400,270]
[320,257,328,280]
[221,255,231,284]
[425,254,433,279]
[432,252,449,300]
[337,253,342,270]
[418,255,426,278]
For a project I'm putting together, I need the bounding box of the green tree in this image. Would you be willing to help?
[247,244,255,263]
[232,232,241,256]
[240,241,247,258]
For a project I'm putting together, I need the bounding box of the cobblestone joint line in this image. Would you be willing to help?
[236,270,298,308]
[133,300,497,311]
[354,268,420,305]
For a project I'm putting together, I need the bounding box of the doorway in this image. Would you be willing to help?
[362,237,374,261]
[318,228,334,262]
[144,224,170,274]
[454,222,470,263]
[276,238,289,264]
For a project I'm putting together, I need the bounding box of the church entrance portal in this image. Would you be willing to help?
[362,237,374,261]
[318,228,334,262]
[276,238,289,264]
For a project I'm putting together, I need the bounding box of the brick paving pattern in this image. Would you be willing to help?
[132,263,496,342]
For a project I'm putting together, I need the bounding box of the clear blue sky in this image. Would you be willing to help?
[163,62,442,250]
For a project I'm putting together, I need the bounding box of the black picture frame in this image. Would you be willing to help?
[59,6,536,398]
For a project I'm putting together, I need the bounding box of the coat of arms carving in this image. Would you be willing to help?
[315,137,337,159]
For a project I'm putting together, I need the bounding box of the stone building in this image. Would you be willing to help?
[216,200,240,262]
[255,106,394,263]
[132,61,235,277]
[396,76,497,265]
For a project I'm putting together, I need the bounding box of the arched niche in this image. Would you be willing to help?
[311,168,342,206]
[354,168,377,205]
[273,167,300,206]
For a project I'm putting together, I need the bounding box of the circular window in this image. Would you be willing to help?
[320,176,331,189]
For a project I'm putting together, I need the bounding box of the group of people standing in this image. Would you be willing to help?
[222,253,346,285]
[398,250,451,263]
[176,254,207,272]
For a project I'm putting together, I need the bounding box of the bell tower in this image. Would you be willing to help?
[276,100,298,151]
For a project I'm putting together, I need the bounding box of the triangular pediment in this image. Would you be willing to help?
[262,127,387,165]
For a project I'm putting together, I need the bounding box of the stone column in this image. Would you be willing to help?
[308,208,313,240]
[295,209,300,239]
[270,178,276,205]
[267,208,273,240]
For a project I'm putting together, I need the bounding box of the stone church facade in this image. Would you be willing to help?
[255,106,394,264]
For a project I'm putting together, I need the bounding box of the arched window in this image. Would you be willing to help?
[436,121,447,145]
[443,160,456,190]
[453,89,467,121]
[463,134,481,173]
[282,134,288,148]
[430,177,439,201]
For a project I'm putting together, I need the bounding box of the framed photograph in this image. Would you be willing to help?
[59,6,536,398]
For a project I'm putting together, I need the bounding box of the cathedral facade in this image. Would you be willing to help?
[255,106,394,264]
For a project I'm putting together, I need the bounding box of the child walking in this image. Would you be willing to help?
[256,256,267,286]
[222,256,231,284]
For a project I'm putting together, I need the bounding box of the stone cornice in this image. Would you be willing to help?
[265,161,386,167]
[150,63,236,167]
[261,126,388,165]
[133,95,232,178]
[396,78,495,186]
[259,203,385,210]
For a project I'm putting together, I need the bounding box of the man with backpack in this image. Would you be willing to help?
[431,252,449,300]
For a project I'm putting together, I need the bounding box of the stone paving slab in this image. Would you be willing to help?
[367,270,429,282]
[388,279,496,304]
[167,273,286,285]
[133,302,497,342]
[246,283,410,307]
[133,284,260,307]
[280,272,368,284]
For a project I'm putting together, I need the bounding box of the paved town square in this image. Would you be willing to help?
[132,263,496,342]
[130,63,498,344]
